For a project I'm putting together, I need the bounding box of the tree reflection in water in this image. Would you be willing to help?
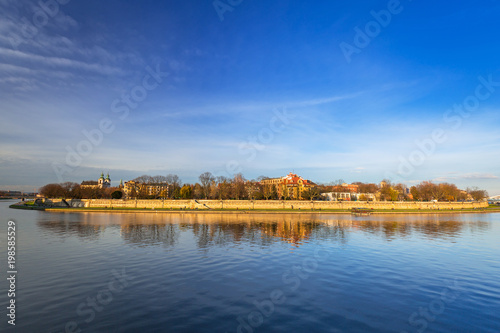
[37,213,491,248]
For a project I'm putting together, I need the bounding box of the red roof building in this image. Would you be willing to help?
[261,172,316,199]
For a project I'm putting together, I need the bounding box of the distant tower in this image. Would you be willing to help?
[98,172,105,188]
[119,179,124,188]
[104,173,111,188]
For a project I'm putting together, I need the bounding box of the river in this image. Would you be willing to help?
[0,200,499,332]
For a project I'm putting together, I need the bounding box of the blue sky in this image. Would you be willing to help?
[1,0,499,195]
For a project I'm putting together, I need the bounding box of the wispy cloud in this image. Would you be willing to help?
[462,173,499,180]
[0,47,127,76]
[433,173,499,182]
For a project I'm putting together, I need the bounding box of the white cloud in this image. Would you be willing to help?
[461,173,498,180]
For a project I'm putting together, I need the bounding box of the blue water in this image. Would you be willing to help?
[1,200,499,333]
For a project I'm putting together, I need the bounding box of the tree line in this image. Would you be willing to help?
[38,173,489,201]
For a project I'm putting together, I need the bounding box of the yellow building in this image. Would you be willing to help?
[260,172,315,199]
[124,181,169,198]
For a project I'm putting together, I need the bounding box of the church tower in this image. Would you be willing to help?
[98,172,105,188]
[104,173,111,188]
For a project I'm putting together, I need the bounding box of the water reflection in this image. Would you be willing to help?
[341,215,491,241]
[122,223,180,247]
[37,213,491,248]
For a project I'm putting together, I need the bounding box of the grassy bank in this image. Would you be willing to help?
[9,203,46,211]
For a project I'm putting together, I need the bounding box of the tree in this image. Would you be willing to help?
[199,172,215,199]
[151,175,168,184]
[379,183,398,201]
[193,183,204,199]
[180,185,192,199]
[271,185,278,200]
[253,191,265,200]
[439,183,460,201]
[133,175,153,184]
[39,183,66,198]
[393,183,409,201]
[390,188,399,201]
[262,184,273,200]
[231,173,247,200]
[166,174,182,198]
[410,186,420,201]
[111,190,123,199]
[417,181,436,201]
[212,176,230,200]
[61,182,80,198]
[84,186,108,199]
[467,187,489,201]
[330,179,345,192]
[128,186,138,199]
[245,181,262,200]
[301,187,319,201]
[354,182,379,194]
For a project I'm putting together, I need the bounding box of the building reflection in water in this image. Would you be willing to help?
[37,213,491,248]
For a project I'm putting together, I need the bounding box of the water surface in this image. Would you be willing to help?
[1,201,499,332]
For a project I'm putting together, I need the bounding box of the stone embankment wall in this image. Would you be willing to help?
[43,199,488,210]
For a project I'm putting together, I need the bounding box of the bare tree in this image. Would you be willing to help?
[218,176,232,200]
[166,174,182,199]
[39,184,66,198]
[133,175,153,184]
[152,175,168,184]
[193,183,204,199]
[231,173,247,200]
[199,172,215,199]
[467,187,489,201]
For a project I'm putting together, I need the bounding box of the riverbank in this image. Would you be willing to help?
[9,203,46,210]
[11,198,497,214]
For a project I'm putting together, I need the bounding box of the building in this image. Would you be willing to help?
[260,172,315,200]
[321,192,353,201]
[81,173,111,189]
[352,193,377,201]
[80,180,99,189]
[322,192,376,202]
[123,180,169,198]
[341,183,359,193]
[0,190,23,197]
